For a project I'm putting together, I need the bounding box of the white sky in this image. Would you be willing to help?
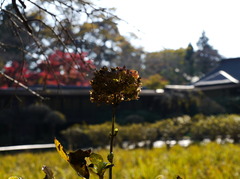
[95,0,240,58]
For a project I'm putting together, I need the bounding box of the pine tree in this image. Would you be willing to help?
[194,31,222,76]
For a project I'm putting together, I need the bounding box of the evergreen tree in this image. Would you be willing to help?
[194,31,222,76]
[184,43,194,77]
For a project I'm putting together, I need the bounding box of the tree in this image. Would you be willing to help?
[0,0,115,62]
[111,36,144,74]
[0,50,95,88]
[0,0,144,68]
[184,43,195,77]
[144,48,189,85]
[142,74,169,89]
[0,4,31,63]
[0,0,108,94]
[33,50,95,86]
[0,0,145,95]
[194,31,222,76]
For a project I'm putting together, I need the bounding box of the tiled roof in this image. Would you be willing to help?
[194,58,240,87]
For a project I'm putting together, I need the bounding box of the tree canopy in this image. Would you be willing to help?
[0,0,144,91]
[143,48,189,85]
[142,32,222,87]
[0,50,94,88]
[0,0,223,91]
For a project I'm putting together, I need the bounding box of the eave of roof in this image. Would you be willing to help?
[194,70,239,87]
[164,85,195,91]
[194,83,240,91]
[0,88,164,96]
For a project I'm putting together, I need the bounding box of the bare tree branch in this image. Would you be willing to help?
[12,0,32,33]
[0,0,131,99]
[0,71,46,100]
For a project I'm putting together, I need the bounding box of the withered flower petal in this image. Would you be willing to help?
[90,66,142,105]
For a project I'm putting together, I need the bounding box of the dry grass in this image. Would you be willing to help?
[1,143,240,179]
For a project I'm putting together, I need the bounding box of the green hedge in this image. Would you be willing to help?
[61,114,240,149]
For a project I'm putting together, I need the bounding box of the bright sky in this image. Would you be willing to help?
[95,0,240,58]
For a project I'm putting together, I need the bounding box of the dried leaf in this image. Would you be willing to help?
[54,138,91,179]
[42,165,54,179]
[68,149,91,178]
[54,138,69,162]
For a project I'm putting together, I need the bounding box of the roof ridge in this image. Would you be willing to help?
[219,70,239,83]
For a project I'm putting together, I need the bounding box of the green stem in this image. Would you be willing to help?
[109,105,116,179]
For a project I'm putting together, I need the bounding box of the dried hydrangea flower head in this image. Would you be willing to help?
[90,66,141,105]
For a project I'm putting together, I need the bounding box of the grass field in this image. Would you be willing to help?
[1,142,240,179]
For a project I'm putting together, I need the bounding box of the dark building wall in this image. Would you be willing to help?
[0,87,240,146]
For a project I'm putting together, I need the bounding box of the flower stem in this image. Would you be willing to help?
[109,105,117,179]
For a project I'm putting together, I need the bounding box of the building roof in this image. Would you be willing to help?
[194,58,240,87]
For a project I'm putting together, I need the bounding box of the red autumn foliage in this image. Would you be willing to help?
[0,51,95,88]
